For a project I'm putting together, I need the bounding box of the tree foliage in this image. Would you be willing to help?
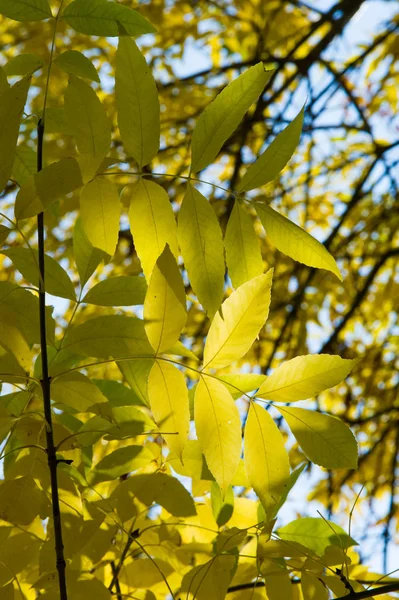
[0,0,398,599]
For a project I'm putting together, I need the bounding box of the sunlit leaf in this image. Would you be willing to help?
[191,63,273,172]
[82,275,146,306]
[270,462,307,519]
[203,270,273,370]
[257,354,357,402]
[278,406,358,469]
[211,482,234,527]
[0,476,44,525]
[88,445,153,484]
[80,177,120,256]
[51,372,108,413]
[256,203,342,280]
[0,0,52,21]
[0,307,33,371]
[116,37,160,167]
[120,558,174,589]
[11,145,36,185]
[73,217,107,287]
[54,50,100,82]
[244,402,290,517]
[276,517,357,556]
[218,373,267,399]
[118,358,153,407]
[195,377,241,494]
[181,555,236,600]
[237,107,304,192]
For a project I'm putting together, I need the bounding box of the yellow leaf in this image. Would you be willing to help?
[256,204,342,280]
[203,270,273,370]
[51,372,108,412]
[191,63,273,172]
[0,476,43,525]
[80,177,120,256]
[82,275,147,306]
[182,555,236,600]
[121,558,174,589]
[278,406,358,469]
[129,179,178,280]
[195,377,241,494]
[116,37,160,167]
[144,245,186,353]
[0,306,32,372]
[257,354,357,402]
[178,184,225,317]
[73,217,106,287]
[244,402,290,516]
[225,200,263,288]
[148,360,189,459]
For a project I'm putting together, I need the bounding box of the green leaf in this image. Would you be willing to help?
[257,355,357,402]
[225,200,264,288]
[63,315,153,359]
[129,179,178,280]
[301,572,329,600]
[12,145,36,185]
[0,0,52,21]
[237,107,304,192]
[116,37,160,167]
[51,372,108,413]
[148,360,189,459]
[80,177,120,256]
[276,517,357,556]
[88,445,153,485]
[0,225,11,245]
[43,107,67,134]
[15,157,83,220]
[177,184,225,318]
[121,472,196,517]
[211,482,234,527]
[244,402,290,517]
[278,406,358,469]
[64,75,111,180]
[218,373,267,399]
[195,376,241,495]
[0,65,9,94]
[203,270,273,370]
[2,248,76,300]
[0,77,30,193]
[167,440,213,481]
[181,556,236,600]
[0,476,44,525]
[191,63,273,172]
[93,378,146,407]
[120,559,174,589]
[82,275,146,306]
[0,349,28,384]
[117,358,153,407]
[3,53,44,77]
[0,307,33,371]
[73,217,107,287]
[256,203,342,280]
[54,50,100,82]
[144,245,186,353]
[62,0,156,37]
[270,462,307,519]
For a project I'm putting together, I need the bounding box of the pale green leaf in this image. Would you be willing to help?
[64,315,153,359]
[82,275,146,306]
[117,358,153,407]
[225,200,263,288]
[80,177,120,256]
[51,372,108,413]
[237,107,304,192]
[177,184,224,317]
[276,517,357,556]
[0,0,52,21]
[129,179,178,280]
[195,376,241,494]
[271,462,307,519]
[301,572,329,600]
[120,558,174,589]
[93,378,147,407]
[218,373,267,399]
[244,402,290,517]
[256,203,342,280]
[278,406,358,469]
[0,77,30,193]
[2,248,76,300]
[144,245,186,353]
[148,360,189,459]
[0,349,28,384]
[107,405,154,440]
[3,54,44,76]
[0,307,33,371]
[257,354,357,402]
[203,270,273,370]
[89,445,153,485]
[54,50,100,82]
[0,476,43,525]
[11,145,36,185]
[62,0,156,37]
[73,217,107,287]
[181,555,236,600]
[43,107,67,134]
[116,37,160,167]
[211,482,234,527]
[191,63,273,172]
[15,157,83,220]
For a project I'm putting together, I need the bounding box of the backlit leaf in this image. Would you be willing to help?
[211,482,234,527]
[93,378,146,407]
[195,377,241,494]
[129,179,178,280]
[203,270,273,370]
[121,558,174,589]
[83,275,146,306]
[144,245,186,353]
[15,157,83,220]
[80,177,120,255]
[237,107,304,192]
[278,406,358,469]
[225,200,263,288]
[178,184,225,317]
[256,203,342,280]
[2,248,76,300]
[0,476,43,525]
[116,37,160,167]
[0,77,30,193]
[271,462,307,519]
[89,445,153,484]
[73,217,107,287]
[118,358,153,407]
[276,517,357,556]
[301,572,329,600]
[51,372,108,413]
[244,402,290,516]
[191,63,273,172]
[12,145,36,185]
[54,50,100,82]
[148,360,189,459]
[218,373,267,399]
[257,355,357,402]
[62,0,156,37]
[0,307,33,371]
[0,0,52,21]
[181,555,236,600]
[3,53,44,76]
